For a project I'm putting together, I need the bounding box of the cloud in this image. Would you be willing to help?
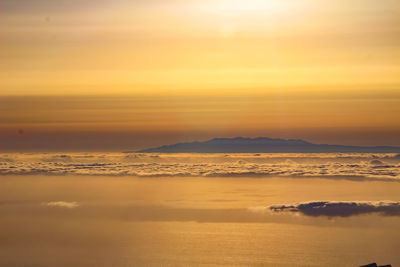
[45,201,79,209]
[269,201,400,217]
[42,154,73,162]
[0,152,399,182]
[370,160,384,165]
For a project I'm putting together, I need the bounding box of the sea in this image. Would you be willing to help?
[1,153,399,266]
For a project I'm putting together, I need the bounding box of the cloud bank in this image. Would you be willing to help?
[269,201,400,217]
[0,152,399,181]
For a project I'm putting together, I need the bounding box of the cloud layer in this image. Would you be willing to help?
[0,152,399,181]
[269,201,400,217]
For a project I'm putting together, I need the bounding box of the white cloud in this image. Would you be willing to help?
[0,152,399,181]
[45,201,79,209]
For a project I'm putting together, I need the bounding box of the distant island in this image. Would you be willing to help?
[136,137,400,153]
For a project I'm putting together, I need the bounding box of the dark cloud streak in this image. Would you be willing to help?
[270,201,400,217]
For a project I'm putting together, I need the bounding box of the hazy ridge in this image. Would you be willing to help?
[137,137,400,153]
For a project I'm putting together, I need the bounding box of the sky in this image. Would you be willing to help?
[0,0,400,151]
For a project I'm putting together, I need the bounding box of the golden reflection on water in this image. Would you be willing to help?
[1,175,400,266]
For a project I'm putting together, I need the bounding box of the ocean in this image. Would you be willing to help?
[1,153,399,266]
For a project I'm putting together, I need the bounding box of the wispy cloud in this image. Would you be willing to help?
[45,201,79,209]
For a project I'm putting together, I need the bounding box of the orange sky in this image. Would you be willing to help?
[1,0,399,150]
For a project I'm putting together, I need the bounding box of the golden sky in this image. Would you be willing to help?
[1,0,400,150]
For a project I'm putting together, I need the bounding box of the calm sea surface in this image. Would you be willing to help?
[1,173,399,266]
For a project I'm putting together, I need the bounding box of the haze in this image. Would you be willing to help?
[1,0,399,151]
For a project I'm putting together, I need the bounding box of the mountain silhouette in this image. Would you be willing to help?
[136,137,400,153]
